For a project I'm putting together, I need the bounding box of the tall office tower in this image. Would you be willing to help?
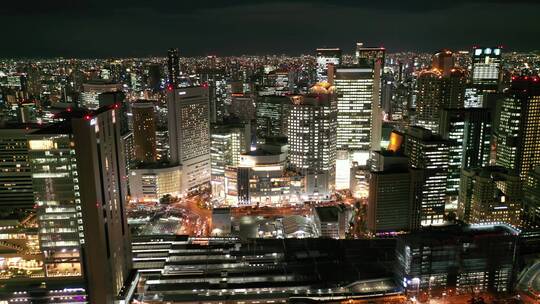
[458,166,521,227]
[132,101,157,164]
[167,48,180,88]
[355,42,385,67]
[334,64,377,165]
[441,68,467,108]
[415,70,443,132]
[210,121,251,200]
[167,86,211,192]
[381,75,394,115]
[316,48,342,82]
[27,106,132,303]
[98,91,133,187]
[80,81,122,109]
[523,167,540,230]
[0,127,36,210]
[25,64,41,99]
[392,83,412,121]
[355,43,385,152]
[256,95,291,139]
[432,50,455,77]
[439,108,492,206]
[415,68,466,133]
[206,72,227,123]
[368,150,412,234]
[472,46,502,90]
[496,76,540,181]
[287,84,337,197]
[147,64,162,91]
[263,69,294,95]
[228,92,256,122]
[405,126,452,227]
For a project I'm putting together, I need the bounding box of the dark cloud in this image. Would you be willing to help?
[1,1,539,58]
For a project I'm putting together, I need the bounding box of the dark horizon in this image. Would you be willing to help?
[2,0,540,58]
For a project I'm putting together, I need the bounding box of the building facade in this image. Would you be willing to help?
[287,85,337,198]
[167,86,211,192]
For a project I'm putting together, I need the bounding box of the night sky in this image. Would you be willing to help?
[2,0,540,58]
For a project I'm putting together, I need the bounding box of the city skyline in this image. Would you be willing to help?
[1,2,540,302]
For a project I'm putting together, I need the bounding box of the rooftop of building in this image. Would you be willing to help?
[260,135,288,145]
[131,236,398,302]
[133,161,180,171]
[0,122,43,132]
[406,126,452,143]
[509,75,540,95]
[463,165,519,180]
[82,79,120,86]
[31,104,119,135]
[399,222,520,243]
[245,148,277,157]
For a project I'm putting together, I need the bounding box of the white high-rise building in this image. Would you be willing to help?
[334,65,378,165]
[167,86,211,192]
[472,47,502,88]
[287,83,337,198]
[80,81,122,109]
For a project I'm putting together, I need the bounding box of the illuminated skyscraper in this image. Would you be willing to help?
[0,127,36,210]
[167,86,211,192]
[466,47,503,109]
[316,48,341,82]
[27,105,132,303]
[355,43,385,152]
[439,108,492,206]
[256,95,291,139]
[334,64,377,164]
[80,81,122,110]
[368,150,412,234]
[355,42,385,67]
[132,101,157,164]
[496,76,540,182]
[441,68,467,108]
[287,84,337,197]
[415,70,443,132]
[405,126,452,227]
[432,49,455,77]
[415,66,466,133]
[167,48,180,88]
[472,46,502,90]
